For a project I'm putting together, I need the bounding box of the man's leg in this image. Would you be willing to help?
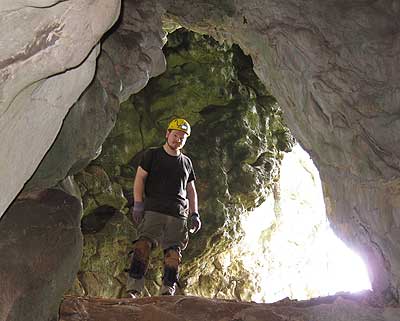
[160,246,182,295]
[126,238,152,297]
[126,211,168,297]
[160,215,189,295]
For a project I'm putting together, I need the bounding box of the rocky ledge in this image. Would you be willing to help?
[60,292,400,321]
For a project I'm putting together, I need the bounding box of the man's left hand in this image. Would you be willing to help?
[189,212,201,234]
[131,201,144,225]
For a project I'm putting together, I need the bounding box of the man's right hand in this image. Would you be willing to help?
[188,212,201,234]
[131,201,145,225]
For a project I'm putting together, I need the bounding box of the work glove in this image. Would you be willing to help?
[131,201,144,225]
[188,212,201,234]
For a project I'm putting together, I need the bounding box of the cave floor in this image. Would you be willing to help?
[60,291,400,321]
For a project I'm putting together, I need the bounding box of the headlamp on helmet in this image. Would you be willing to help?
[167,118,191,136]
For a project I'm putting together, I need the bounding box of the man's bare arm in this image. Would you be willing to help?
[133,166,148,202]
[186,180,198,214]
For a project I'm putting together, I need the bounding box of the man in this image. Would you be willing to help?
[126,118,201,297]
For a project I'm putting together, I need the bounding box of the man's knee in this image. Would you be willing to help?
[163,246,182,286]
[129,238,152,279]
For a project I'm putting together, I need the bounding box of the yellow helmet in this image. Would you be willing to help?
[167,118,191,136]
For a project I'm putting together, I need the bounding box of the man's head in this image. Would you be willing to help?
[166,118,191,151]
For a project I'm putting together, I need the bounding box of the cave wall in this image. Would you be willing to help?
[23,0,167,192]
[158,0,400,300]
[71,29,292,299]
[0,0,121,217]
[0,189,82,321]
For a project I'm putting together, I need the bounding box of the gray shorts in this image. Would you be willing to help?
[138,211,189,250]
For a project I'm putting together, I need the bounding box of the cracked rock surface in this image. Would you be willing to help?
[0,0,120,216]
[0,189,82,321]
[159,0,400,300]
[59,292,400,321]
[70,29,292,300]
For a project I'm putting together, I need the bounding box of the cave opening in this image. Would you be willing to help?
[150,26,371,302]
[238,144,371,302]
[69,25,372,302]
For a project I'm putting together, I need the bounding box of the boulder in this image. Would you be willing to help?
[0,189,82,321]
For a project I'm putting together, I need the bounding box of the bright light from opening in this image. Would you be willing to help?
[240,144,371,303]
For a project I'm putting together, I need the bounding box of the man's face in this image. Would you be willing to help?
[166,129,188,150]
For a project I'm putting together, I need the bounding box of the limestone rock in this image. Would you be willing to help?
[0,189,82,321]
[103,0,167,102]
[75,208,135,298]
[0,0,120,217]
[24,0,167,194]
[160,0,400,300]
[76,165,127,217]
[59,292,400,321]
[24,76,119,192]
[74,29,293,300]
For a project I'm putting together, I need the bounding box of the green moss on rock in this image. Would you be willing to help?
[73,210,136,297]
[73,28,294,299]
[75,165,127,217]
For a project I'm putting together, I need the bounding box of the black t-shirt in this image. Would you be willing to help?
[139,146,196,218]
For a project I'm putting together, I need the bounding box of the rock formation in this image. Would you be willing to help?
[70,29,292,299]
[59,292,400,321]
[0,189,82,321]
[24,0,167,192]
[159,0,400,301]
[0,0,120,217]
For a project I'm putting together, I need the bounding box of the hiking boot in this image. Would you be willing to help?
[127,290,141,299]
[126,276,145,298]
[159,283,176,296]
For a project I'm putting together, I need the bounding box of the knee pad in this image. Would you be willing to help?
[164,247,182,269]
[163,247,182,286]
[129,238,151,279]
